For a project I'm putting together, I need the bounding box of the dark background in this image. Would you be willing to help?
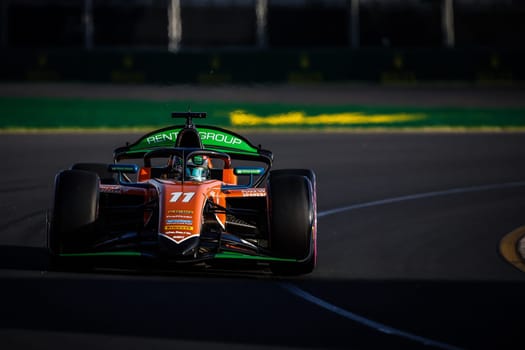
[3,0,525,49]
[1,0,524,84]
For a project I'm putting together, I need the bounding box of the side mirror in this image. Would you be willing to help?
[108,164,139,174]
[232,167,265,186]
[233,167,264,176]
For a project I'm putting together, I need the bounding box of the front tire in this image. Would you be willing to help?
[267,169,317,275]
[48,170,99,257]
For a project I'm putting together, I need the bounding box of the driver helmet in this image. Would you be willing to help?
[186,155,209,181]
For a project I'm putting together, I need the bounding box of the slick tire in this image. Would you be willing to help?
[72,163,116,184]
[48,170,99,256]
[268,169,317,275]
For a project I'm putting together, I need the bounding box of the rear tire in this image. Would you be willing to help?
[268,169,317,275]
[48,170,99,258]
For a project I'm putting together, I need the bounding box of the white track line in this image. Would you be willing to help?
[283,180,525,349]
[280,282,462,350]
[319,181,525,218]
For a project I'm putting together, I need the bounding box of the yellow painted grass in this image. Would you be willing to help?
[230,110,426,126]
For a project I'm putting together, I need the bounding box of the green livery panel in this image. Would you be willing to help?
[120,125,261,157]
[214,251,297,262]
[59,251,297,262]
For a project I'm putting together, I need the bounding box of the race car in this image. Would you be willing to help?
[48,112,317,275]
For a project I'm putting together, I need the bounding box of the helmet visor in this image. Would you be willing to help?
[186,166,207,181]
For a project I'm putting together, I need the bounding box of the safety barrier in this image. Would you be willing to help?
[1,48,523,84]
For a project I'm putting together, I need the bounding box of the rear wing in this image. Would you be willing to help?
[113,124,273,162]
[114,112,273,170]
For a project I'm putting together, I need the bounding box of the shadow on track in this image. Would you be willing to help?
[1,244,524,350]
[0,245,49,270]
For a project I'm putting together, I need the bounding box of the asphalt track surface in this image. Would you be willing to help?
[2,82,525,107]
[1,129,525,350]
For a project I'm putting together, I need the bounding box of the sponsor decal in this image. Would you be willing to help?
[198,131,242,145]
[167,209,194,214]
[146,131,178,145]
[164,225,194,231]
[166,215,193,219]
[132,128,257,155]
[145,130,242,147]
[170,235,187,240]
[241,188,266,197]
[166,219,193,225]
[169,192,195,203]
[100,185,121,193]
[160,233,199,244]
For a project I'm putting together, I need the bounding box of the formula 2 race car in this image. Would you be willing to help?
[48,112,317,275]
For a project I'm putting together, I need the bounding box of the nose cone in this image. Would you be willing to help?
[160,184,207,244]
[157,181,222,259]
[158,234,200,259]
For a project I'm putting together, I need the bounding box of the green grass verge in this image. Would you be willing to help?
[0,97,524,130]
